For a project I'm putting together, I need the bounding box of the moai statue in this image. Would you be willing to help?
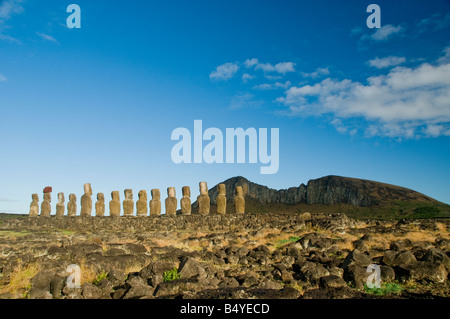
[136,190,148,217]
[29,194,39,217]
[40,187,52,217]
[56,192,65,217]
[180,186,191,215]
[95,193,105,217]
[67,194,77,216]
[109,191,120,217]
[80,183,93,217]
[234,186,245,214]
[197,181,210,215]
[123,189,134,216]
[150,189,161,216]
[216,184,227,214]
[165,187,177,216]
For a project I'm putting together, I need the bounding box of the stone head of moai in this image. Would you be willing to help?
[150,188,161,216]
[124,189,133,200]
[199,181,208,195]
[138,190,147,202]
[197,181,210,215]
[57,192,65,204]
[235,186,244,197]
[167,187,176,198]
[84,183,93,196]
[165,187,177,215]
[109,191,121,217]
[97,193,105,202]
[95,193,105,217]
[80,183,93,217]
[180,186,192,215]
[218,183,226,195]
[123,189,134,216]
[67,193,77,216]
[29,193,39,217]
[41,187,52,217]
[182,186,191,197]
[234,186,245,214]
[69,193,77,203]
[56,192,65,217]
[152,188,161,199]
[111,191,120,201]
[216,183,227,215]
[136,190,148,217]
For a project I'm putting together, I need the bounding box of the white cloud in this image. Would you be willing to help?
[417,12,450,32]
[368,56,406,69]
[210,62,239,81]
[242,73,255,83]
[36,32,57,43]
[244,58,259,68]
[301,67,330,78]
[0,0,23,42]
[0,73,6,82]
[253,81,291,90]
[255,61,295,74]
[0,0,23,20]
[229,93,263,110]
[279,58,450,138]
[437,46,450,64]
[368,24,403,41]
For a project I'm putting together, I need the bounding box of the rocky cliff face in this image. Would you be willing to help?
[205,175,436,207]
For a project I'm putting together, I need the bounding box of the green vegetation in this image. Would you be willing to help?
[163,268,182,282]
[364,282,403,295]
[0,230,29,237]
[275,236,301,248]
[93,271,108,285]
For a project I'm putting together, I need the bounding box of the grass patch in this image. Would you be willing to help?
[364,282,403,295]
[275,236,301,248]
[0,230,29,238]
[93,271,108,285]
[163,268,181,282]
[0,262,40,297]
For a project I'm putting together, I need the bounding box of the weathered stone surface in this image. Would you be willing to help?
[95,193,105,217]
[40,192,51,217]
[67,193,77,216]
[216,184,227,214]
[29,193,39,217]
[136,190,148,217]
[80,183,93,217]
[197,182,210,215]
[123,189,134,216]
[56,193,65,217]
[165,187,177,216]
[150,189,161,216]
[123,276,154,299]
[341,249,372,269]
[178,257,207,279]
[319,275,347,289]
[109,191,120,217]
[234,186,245,214]
[180,186,191,215]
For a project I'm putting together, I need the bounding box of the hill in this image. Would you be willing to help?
[191,175,450,219]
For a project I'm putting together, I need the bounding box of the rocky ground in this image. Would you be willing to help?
[0,213,448,299]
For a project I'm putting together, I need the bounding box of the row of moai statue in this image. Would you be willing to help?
[29,182,245,217]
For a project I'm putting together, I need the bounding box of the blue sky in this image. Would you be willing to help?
[0,0,449,214]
